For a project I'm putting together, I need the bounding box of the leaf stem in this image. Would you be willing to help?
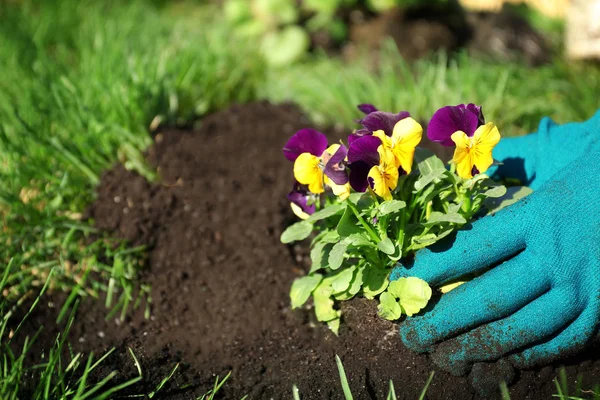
[346,201,380,243]
[397,209,406,250]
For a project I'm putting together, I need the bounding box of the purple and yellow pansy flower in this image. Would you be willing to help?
[347,135,382,192]
[372,117,423,175]
[347,118,422,199]
[283,128,350,197]
[287,182,316,220]
[350,104,411,144]
[428,104,500,179]
[367,147,399,201]
[323,144,351,200]
[451,123,501,179]
[427,104,485,146]
[284,128,329,193]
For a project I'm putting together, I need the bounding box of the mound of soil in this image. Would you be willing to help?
[18,102,600,399]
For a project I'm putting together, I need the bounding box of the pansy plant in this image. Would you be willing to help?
[282,103,507,334]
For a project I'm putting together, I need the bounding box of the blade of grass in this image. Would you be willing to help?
[335,354,354,400]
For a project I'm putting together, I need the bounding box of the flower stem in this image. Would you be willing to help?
[346,200,380,243]
[397,209,406,250]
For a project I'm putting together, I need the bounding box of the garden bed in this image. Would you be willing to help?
[19,102,600,399]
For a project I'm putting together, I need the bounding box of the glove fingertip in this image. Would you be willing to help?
[399,321,432,353]
[469,359,515,396]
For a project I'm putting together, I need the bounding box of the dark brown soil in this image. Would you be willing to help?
[17,102,600,399]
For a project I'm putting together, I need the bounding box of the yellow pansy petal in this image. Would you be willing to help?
[325,143,340,155]
[450,131,471,149]
[294,153,324,193]
[290,203,310,220]
[324,176,350,200]
[378,147,399,192]
[384,163,399,191]
[392,117,423,149]
[392,147,415,174]
[473,122,501,150]
[373,130,392,150]
[450,131,475,179]
[368,166,392,200]
[390,118,422,174]
[378,146,395,166]
[332,183,351,200]
[472,123,501,174]
[308,179,324,194]
[440,280,466,293]
[453,147,474,179]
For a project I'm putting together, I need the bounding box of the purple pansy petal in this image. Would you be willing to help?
[347,135,381,166]
[324,145,349,185]
[360,111,411,136]
[347,135,381,192]
[283,128,328,161]
[427,105,481,147]
[465,103,485,125]
[348,128,371,145]
[287,183,315,215]
[358,104,378,115]
[349,161,373,192]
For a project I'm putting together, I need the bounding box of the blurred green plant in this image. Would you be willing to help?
[264,41,600,136]
[224,0,452,67]
[224,0,311,67]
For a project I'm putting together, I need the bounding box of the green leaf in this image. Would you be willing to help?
[484,186,533,214]
[378,200,406,216]
[334,264,365,301]
[336,207,362,237]
[327,318,341,335]
[281,221,313,243]
[482,185,507,198]
[356,193,376,210]
[290,274,322,309]
[307,204,345,222]
[346,233,374,247]
[425,211,466,225]
[377,291,402,320]
[314,282,339,322]
[447,203,461,214]
[347,192,364,204]
[377,237,396,255]
[362,266,389,299]
[309,242,331,274]
[410,233,438,249]
[388,277,432,316]
[330,266,356,293]
[328,239,350,270]
[321,230,341,243]
[347,265,364,296]
[414,148,447,191]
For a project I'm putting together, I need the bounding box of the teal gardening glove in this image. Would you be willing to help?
[391,111,600,377]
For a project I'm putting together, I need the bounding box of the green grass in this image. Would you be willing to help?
[0,0,265,395]
[0,263,142,399]
[292,355,435,400]
[264,41,600,137]
[0,0,265,317]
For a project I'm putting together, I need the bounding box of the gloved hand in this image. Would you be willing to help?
[491,110,600,189]
[391,112,600,379]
